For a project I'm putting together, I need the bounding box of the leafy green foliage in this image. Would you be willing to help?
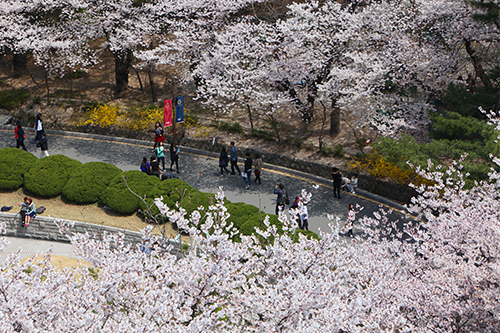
[0,148,38,190]
[226,202,261,230]
[373,133,500,188]
[0,89,29,110]
[100,171,161,215]
[24,155,82,197]
[442,83,499,118]
[212,120,243,134]
[62,162,121,204]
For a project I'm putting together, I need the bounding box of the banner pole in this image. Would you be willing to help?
[171,80,176,144]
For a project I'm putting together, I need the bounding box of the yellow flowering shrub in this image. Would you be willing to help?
[347,150,430,187]
[122,107,163,131]
[80,104,164,132]
[81,104,120,127]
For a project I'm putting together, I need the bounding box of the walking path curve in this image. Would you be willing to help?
[0,126,413,245]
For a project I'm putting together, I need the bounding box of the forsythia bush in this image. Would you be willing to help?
[348,150,429,187]
[80,104,163,131]
[122,107,163,131]
[81,104,121,127]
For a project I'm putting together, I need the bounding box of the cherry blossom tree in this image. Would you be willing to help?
[1,150,499,332]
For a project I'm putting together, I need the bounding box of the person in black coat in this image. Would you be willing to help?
[219,147,230,177]
[243,152,252,189]
[36,132,49,158]
[332,167,343,199]
[15,121,27,151]
[170,142,180,173]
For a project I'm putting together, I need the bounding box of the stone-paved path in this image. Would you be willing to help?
[0,126,413,236]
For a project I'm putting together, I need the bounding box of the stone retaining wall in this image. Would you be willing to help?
[0,212,183,258]
[178,137,418,205]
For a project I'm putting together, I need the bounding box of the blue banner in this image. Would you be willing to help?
[175,96,184,123]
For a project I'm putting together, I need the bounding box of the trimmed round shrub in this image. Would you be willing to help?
[24,155,82,197]
[0,148,37,190]
[62,162,121,204]
[100,170,161,215]
[293,229,320,242]
[226,202,261,230]
[142,179,216,224]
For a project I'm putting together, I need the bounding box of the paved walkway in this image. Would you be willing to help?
[0,126,412,256]
[0,237,75,262]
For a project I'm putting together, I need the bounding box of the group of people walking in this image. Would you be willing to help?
[13,116,360,236]
[141,122,180,177]
[218,142,262,190]
[14,114,49,158]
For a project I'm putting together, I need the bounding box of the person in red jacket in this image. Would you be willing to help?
[14,121,27,151]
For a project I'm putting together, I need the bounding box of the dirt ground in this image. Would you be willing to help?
[0,188,180,239]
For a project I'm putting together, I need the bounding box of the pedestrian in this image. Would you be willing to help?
[18,196,29,227]
[332,167,343,199]
[34,114,43,143]
[24,197,36,227]
[150,155,161,177]
[170,142,180,173]
[349,173,358,193]
[289,196,302,229]
[140,157,150,174]
[243,152,252,190]
[300,198,309,231]
[273,183,289,215]
[36,132,49,158]
[341,176,350,192]
[153,121,165,148]
[344,203,358,237]
[156,141,165,170]
[229,141,241,176]
[254,153,262,185]
[14,121,27,151]
[219,147,230,177]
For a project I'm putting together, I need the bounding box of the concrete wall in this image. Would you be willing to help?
[0,212,183,258]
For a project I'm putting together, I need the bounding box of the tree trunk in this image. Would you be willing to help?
[12,52,27,73]
[148,62,157,102]
[148,37,157,102]
[464,38,492,88]
[247,104,254,131]
[330,99,340,137]
[114,49,133,94]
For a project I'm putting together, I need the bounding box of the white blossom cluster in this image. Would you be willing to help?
[0,161,498,331]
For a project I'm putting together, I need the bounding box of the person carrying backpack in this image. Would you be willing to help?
[273,183,289,215]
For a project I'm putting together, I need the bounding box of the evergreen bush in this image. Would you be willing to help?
[226,202,261,230]
[100,171,161,215]
[0,148,38,190]
[24,155,82,197]
[0,89,29,110]
[62,162,121,204]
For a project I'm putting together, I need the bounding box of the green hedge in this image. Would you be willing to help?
[226,202,261,230]
[62,162,121,204]
[100,170,161,215]
[24,155,82,197]
[1,150,318,240]
[0,148,38,190]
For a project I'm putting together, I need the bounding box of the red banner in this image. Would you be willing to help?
[163,99,172,127]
